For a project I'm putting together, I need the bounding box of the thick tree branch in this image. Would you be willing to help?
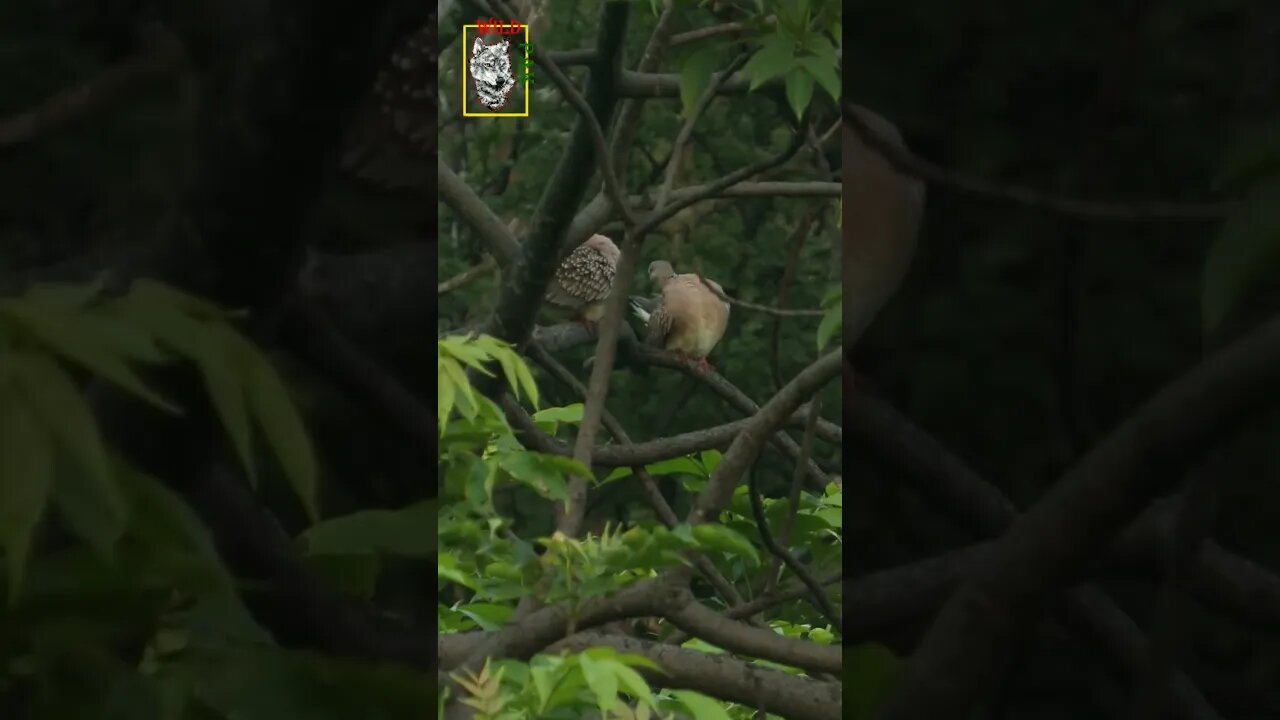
[880,312,1280,719]
[551,634,842,720]
[437,158,522,266]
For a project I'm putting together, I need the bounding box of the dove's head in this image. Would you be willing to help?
[648,260,676,285]
[584,234,620,263]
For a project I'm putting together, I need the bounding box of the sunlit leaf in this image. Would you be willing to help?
[532,403,584,425]
[691,523,760,567]
[579,651,619,716]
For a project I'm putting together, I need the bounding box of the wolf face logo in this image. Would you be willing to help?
[469,37,517,111]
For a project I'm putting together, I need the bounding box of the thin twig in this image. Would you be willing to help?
[693,270,826,317]
[438,255,497,294]
[770,211,816,389]
[842,100,1233,222]
[610,0,680,176]
[636,131,806,238]
[655,52,752,209]
[747,454,842,632]
[438,157,522,266]
[0,25,185,148]
[670,18,774,48]
[529,47,637,227]
[764,397,821,595]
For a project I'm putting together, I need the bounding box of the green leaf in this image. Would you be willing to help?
[438,370,456,435]
[671,690,733,720]
[438,552,481,590]
[455,602,513,631]
[229,336,319,521]
[0,299,179,413]
[602,467,634,483]
[123,279,239,321]
[200,324,257,487]
[691,523,760,567]
[116,460,233,593]
[1202,181,1280,334]
[0,393,54,604]
[679,46,724,119]
[532,403,584,425]
[845,643,903,720]
[784,66,815,120]
[699,450,722,475]
[578,651,619,716]
[645,456,707,477]
[52,455,128,564]
[491,346,524,403]
[797,55,839,101]
[9,351,119,522]
[816,302,841,351]
[441,357,478,418]
[513,355,540,409]
[297,501,436,557]
[439,336,496,376]
[498,451,572,502]
[741,33,795,91]
[609,662,657,708]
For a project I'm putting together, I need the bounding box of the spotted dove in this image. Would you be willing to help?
[631,260,730,372]
[544,234,621,326]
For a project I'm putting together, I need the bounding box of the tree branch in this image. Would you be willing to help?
[438,255,497,294]
[551,634,842,720]
[437,158,522,266]
[689,350,841,524]
[0,24,186,149]
[841,100,1233,222]
[880,312,1280,718]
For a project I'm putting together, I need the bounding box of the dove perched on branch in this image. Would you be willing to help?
[630,260,730,372]
[545,234,621,329]
[844,104,925,349]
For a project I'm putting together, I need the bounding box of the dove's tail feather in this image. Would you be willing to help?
[629,296,653,324]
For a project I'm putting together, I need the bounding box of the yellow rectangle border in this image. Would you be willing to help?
[461,24,531,118]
